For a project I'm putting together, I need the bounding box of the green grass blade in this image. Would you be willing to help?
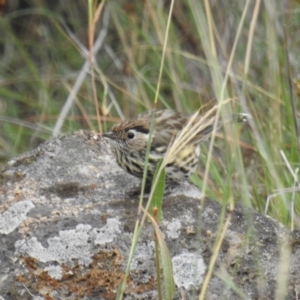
[146,210,175,300]
[149,159,165,221]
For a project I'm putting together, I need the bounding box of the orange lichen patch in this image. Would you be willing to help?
[38,271,60,289]
[16,248,157,298]
[59,249,125,299]
[16,272,57,299]
[16,249,127,299]
[126,275,156,295]
[23,256,38,272]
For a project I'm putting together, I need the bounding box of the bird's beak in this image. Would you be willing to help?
[102,132,117,140]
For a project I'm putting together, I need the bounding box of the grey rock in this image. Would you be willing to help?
[0,131,299,299]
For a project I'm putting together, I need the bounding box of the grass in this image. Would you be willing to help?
[1,0,300,298]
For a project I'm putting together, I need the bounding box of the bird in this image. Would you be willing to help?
[102,109,248,185]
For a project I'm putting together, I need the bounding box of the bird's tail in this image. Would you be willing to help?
[194,112,251,142]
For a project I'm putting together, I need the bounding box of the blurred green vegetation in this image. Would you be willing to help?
[0,0,300,227]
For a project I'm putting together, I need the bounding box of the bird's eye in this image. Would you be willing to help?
[127,131,135,139]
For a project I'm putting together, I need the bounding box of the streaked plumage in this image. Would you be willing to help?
[103,109,247,184]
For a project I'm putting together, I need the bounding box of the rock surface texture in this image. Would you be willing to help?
[0,132,299,300]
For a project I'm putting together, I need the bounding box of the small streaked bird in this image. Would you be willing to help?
[103,109,248,185]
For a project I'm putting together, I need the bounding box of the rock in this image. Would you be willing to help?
[0,131,299,299]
